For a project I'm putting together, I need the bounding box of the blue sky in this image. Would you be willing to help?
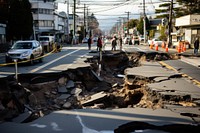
[56,0,162,31]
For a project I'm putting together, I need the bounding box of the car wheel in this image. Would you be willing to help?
[29,55,34,65]
[39,53,43,63]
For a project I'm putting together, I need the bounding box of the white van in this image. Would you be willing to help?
[39,36,55,46]
[39,36,55,52]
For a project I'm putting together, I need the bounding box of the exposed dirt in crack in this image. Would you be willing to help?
[0,50,195,123]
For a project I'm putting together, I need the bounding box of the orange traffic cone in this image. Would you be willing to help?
[165,44,168,52]
[178,45,181,53]
[162,42,165,48]
[182,43,186,52]
[155,42,158,51]
[150,41,154,49]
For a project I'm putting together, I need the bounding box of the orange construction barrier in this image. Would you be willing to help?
[155,42,158,51]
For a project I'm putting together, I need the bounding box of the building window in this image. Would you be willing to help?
[39,20,54,27]
[37,8,53,15]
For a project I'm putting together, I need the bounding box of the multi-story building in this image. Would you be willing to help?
[30,0,56,39]
[30,0,73,42]
[54,11,67,42]
[175,14,200,47]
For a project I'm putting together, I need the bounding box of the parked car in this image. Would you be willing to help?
[39,36,55,52]
[123,37,130,44]
[148,38,163,46]
[92,37,98,42]
[82,38,88,43]
[132,36,140,45]
[5,40,43,65]
[139,35,145,42]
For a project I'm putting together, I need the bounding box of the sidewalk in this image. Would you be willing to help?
[154,45,200,68]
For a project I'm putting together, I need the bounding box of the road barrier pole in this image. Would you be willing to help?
[14,59,18,81]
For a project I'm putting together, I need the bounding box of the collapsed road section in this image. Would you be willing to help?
[0,50,200,132]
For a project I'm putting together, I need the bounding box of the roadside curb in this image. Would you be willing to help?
[180,56,200,68]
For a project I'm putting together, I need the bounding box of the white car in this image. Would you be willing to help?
[5,40,43,65]
[148,38,163,46]
[82,38,88,43]
[123,37,130,44]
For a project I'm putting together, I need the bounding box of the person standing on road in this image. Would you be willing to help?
[119,37,123,51]
[97,36,102,51]
[111,36,117,51]
[194,37,199,55]
[129,36,133,45]
[88,36,92,50]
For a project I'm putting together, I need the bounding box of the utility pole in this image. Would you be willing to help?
[168,0,173,47]
[66,0,69,43]
[125,11,130,36]
[143,0,146,43]
[73,0,76,45]
[83,3,86,38]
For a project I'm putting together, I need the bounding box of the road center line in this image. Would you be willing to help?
[30,49,80,73]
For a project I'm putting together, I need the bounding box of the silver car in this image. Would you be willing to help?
[5,40,43,65]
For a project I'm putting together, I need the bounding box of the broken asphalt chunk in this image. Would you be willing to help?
[81,91,107,106]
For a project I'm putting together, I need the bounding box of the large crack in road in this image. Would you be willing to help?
[0,50,200,132]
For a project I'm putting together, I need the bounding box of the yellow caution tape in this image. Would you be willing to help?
[0,45,62,67]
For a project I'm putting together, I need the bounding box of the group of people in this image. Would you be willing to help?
[87,36,123,51]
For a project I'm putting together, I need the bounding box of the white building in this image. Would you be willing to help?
[175,14,200,47]
[54,11,67,42]
[30,0,57,38]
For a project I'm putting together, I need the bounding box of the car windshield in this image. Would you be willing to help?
[39,37,49,41]
[12,42,33,49]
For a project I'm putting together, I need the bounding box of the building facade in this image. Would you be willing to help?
[175,14,200,47]
[0,23,6,43]
[30,0,57,38]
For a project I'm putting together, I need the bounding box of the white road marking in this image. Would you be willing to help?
[30,49,80,73]
[75,110,114,133]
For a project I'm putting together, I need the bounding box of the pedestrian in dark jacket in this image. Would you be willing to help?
[88,36,92,50]
[97,36,102,51]
[119,37,123,51]
[111,36,117,51]
[194,37,199,55]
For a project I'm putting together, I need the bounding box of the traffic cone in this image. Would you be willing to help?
[177,44,181,53]
[150,41,154,49]
[182,43,186,52]
[155,42,158,51]
[162,42,165,48]
[183,43,186,52]
[165,44,168,52]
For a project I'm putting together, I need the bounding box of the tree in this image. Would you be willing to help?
[155,3,171,19]
[175,0,200,17]
[7,0,33,41]
[88,13,101,36]
[0,0,9,24]
[136,17,150,35]
[125,19,139,29]
[159,25,167,41]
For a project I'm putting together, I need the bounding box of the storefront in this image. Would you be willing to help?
[175,14,200,48]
